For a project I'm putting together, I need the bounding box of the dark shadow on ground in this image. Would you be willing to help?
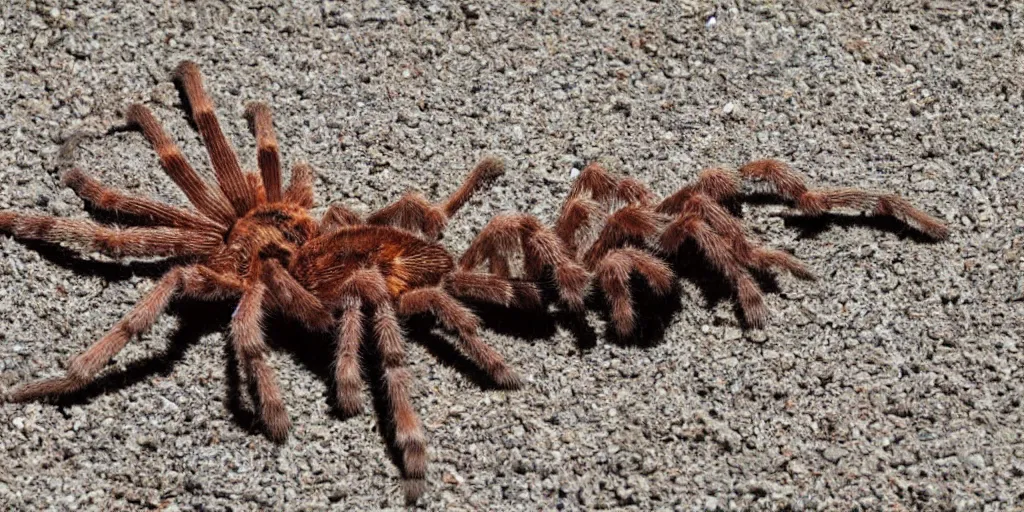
[667,239,785,330]
[782,213,941,244]
[741,194,943,244]
[48,299,235,407]
[21,240,181,281]
[262,307,517,486]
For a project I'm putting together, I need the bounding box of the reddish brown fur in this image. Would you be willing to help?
[174,61,256,215]
[0,61,527,505]
[0,61,949,504]
[581,206,661,267]
[62,167,227,232]
[740,159,949,240]
[559,157,946,333]
[125,103,236,225]
[442,156,505,217]
[245,102,284,202]
[554,197,600,252]
[319,204,363,235]
[460,214,589,310]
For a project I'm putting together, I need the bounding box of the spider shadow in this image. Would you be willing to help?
[262,308,517,485]
[781,213,941,244]
[663,240,783,330]
[8,242,266,435]
[461,275,602,352]
[19,240,182,282]
[46,299,237,408]
[740,194,942,244]
[463,268,681,351]
[585,275,685,349]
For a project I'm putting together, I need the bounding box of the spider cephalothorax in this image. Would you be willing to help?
[0,61,581,502]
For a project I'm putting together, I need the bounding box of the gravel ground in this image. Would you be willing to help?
[1,1,1022,510]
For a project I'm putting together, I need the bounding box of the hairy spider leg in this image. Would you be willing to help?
[679,193,814,280]
[655,167,741,215]
[230,280,291,442]
[62,168,227,232]
[0,212,222,259]
[580,206,661,268]
[737,159,949,240]
[126,104,236,225]
[336,269,427,503]
[283,162,314,208]
[5,266,242,401]
[398,287,521,389]
[443,270,518,306]
[660,212,769,328]
[593,248,674,336]
[460,214,588,311]
[244,102,283,202]
[366,157,505,240]
[334,297,365,416]
[318,204,363,235]
[174,61,257,215]
[556,162,679,335]
[261,259,333,331]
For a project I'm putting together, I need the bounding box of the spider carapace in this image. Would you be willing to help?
[222,202,452,300]
[292,226,454,299]
[0,60,948,503]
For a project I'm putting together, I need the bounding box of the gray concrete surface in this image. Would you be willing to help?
[1,1,1021,510]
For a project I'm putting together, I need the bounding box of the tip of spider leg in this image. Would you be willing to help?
[173,60,201,81]
[59,168,87,189]
[613,320,636,340]
[795,269,817,282]
[337,396,363,418]
[265,415,292,444]
[402,478,427,504]
[494,368,524,390]
[124,103,149,126]
[744,311,769,330]
[244,102,271,126]
[475,155,506,179]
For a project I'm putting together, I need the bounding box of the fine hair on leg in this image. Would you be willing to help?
[283,162,315,208]
[398,287,521,389]
[244,102,283,202]
[125,104,235,225]
[366,193,447,239]
[441,156,505,218]
[229,281,291,442]
[738,159,949,240]
[460,214,589,310]
[334,298,365,416]
[6,266,241,401]
[62,168,227,233]
[174,61,256,215]
[319,204,363,235]
[0,212,222,259]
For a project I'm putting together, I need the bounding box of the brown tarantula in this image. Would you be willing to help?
[551,160,948,335]
[0,61,585,501]
[0,60,949,502]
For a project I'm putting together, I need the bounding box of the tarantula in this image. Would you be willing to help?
[1,60,950,503]
[551,160,949,335]
[0,61,583,501]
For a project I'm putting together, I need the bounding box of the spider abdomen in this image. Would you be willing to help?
[291,225,454,305]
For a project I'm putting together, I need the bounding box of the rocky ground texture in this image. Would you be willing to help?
[1,1,1021,510]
